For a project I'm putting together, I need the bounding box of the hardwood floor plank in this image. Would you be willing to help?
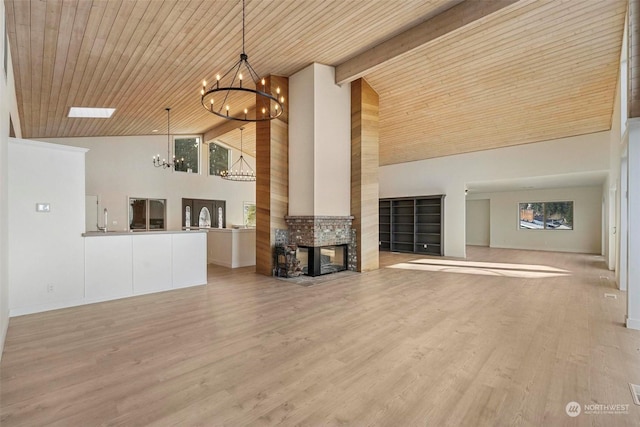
[1,247,639,426]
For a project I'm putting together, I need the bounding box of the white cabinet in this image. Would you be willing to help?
[172,232,207,288]
[132,234,172,294]
[84,231,206,304]
[207,228,256,268]
[85,236,133,300]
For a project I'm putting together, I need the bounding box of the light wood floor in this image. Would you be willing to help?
[1,247,639,426]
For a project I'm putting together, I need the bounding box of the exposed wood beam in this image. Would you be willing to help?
[335,0,522,85]
[203,106,256,142]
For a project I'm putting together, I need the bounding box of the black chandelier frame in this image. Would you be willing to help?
[200,0,284,122]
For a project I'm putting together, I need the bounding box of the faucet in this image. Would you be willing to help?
[97,207,108,233]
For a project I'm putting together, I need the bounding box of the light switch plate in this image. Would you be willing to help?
[36,203,51,213]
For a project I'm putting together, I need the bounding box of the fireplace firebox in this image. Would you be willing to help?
[296,245,348,277]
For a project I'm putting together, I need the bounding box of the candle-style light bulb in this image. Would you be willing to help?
[216,74,220,81]
[226,105,230,116]
[262,107,266,116]
[202,80,207,87]
[201,89,205,96]
[281,96,285,103]
[276,87,280,95]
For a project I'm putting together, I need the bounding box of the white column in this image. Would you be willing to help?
[289,63,351,217]
[626,120,640,329]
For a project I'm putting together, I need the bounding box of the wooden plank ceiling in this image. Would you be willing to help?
[5,0,627,165]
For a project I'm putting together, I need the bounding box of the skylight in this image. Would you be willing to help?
[68,107,116,118]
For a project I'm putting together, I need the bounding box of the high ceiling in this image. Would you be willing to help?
[6,0,627,166]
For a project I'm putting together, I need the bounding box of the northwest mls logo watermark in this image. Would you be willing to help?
[565,401,630,417]
[565,402,581,417]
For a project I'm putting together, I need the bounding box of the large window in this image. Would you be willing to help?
[519,201,573,230]
[209,142,230,176]
[129,198,166,231]
[243,202,256,227]
[174,137,200,173]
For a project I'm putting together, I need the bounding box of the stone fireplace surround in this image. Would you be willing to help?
[277,216,357,272]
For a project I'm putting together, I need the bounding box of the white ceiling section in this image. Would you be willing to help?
[5,0,627,165]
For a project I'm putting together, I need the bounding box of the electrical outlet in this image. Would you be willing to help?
[47,284,54,293]
[112,220,118,225]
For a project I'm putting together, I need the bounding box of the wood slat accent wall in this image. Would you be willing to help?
[630,0,640,118]
[351,79,380,272]
[256,76,289,276]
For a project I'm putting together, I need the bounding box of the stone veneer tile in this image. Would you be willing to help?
[282,215,357,272]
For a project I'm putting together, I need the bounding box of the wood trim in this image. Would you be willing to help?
[256,76,289,276]
[351,78,379,272]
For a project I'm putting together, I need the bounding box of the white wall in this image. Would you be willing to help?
[8,139,87,314]
[313,64,351,216]
[380,131,611,257]
[466,199,490,246]
[39,135,256,230]
[288,63,351,216]
[289,64,316,215]
[470,186,602,253]
[0,1,21,359]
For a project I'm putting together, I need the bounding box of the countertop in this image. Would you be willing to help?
[82,229,207,237]
[182,227,256,233]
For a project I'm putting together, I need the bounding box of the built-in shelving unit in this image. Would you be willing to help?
[379,199,391,251]
[379,195,444,256]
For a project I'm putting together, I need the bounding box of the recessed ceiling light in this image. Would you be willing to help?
[68,107,116,118]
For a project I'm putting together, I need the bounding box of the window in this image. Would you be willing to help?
[129,198,166,231]
[209,142,230,176]
[174,137,200,173]
[519,201,573,230]
[243,202,256,227]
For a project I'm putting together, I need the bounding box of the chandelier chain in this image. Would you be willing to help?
[242,0,245,54]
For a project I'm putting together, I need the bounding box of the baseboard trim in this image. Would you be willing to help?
[9,282,207,317]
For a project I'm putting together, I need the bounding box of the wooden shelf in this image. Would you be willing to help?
[379,195,444,256]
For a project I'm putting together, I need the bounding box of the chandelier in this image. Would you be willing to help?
[200,0,284,122]
[221,127,255,181]
[153,107,183,170]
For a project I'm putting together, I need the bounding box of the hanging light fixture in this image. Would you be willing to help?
[153,108,183,170]
[221,127,255,181]
[200,0,284,122]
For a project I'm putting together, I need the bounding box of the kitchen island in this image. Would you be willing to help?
[83,230,207,301]
[204,227,256,268]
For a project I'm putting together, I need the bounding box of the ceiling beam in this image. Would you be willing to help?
[203,106,256,142]
[334,0,522,85]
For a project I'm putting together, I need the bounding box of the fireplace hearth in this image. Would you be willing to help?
[278,215,356,275]
[297,245,347,277]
